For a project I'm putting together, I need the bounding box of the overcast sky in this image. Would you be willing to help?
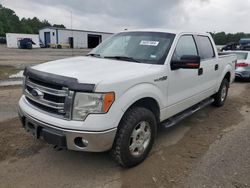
[1,0,250,33]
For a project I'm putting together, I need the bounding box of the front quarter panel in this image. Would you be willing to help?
[118,83,166,112]
[95,67,168,125]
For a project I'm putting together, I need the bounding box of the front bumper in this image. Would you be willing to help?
[18,107,117,152]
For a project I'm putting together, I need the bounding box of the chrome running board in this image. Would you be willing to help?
[161,97,214,128]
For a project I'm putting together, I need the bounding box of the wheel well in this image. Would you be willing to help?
[129,97,160,123]
[224,72,231,83]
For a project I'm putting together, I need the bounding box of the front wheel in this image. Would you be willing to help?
[111,107,157,168]
[213,78,229,107]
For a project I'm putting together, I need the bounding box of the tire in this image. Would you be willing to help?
[111,107,157,168]
[26,42,32,49]
[213,78,229,107]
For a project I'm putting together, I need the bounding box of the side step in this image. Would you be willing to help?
[161,97,214,128]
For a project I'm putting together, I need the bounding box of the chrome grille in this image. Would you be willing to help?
[24,77,74,119]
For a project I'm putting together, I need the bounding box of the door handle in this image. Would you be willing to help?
[215,64,219,71]
[198,68,203,76]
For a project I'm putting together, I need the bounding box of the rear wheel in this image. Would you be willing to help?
[111,107,157,168]
[213,78,229,107]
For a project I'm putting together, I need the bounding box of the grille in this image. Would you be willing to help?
[24,77,74,119]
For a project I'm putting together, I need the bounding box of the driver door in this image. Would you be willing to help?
[166,35,202,117]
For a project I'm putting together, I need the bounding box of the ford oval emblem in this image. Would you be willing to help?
[31,88,44,98]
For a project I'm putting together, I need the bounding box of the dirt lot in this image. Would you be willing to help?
[0,82,249,188]
[0,44,250,187]
[0,44,90,68]
[0,44,90,80]
[0,66,21,80]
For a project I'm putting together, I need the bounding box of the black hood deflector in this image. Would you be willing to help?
[24,67,95,92]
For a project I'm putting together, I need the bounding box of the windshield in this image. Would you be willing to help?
[89,32,175,65]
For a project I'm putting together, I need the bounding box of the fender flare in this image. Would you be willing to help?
[216,64,233,91]
[115,83,165,114]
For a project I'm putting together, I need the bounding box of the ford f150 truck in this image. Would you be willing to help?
[18,29,236,167]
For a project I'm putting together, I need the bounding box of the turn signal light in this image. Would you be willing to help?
[102,92,115,113]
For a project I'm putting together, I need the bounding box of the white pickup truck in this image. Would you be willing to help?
[18,29,236,167]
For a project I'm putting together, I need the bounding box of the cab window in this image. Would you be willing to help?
[172,35,198,60]
[197,36,215,60]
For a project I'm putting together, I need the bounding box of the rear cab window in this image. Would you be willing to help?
[196,36,215,60]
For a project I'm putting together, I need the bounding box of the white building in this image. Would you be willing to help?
[39,27,113,49]
[6,33,40,48]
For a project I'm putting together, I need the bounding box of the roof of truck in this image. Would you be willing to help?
[122,28,210,36]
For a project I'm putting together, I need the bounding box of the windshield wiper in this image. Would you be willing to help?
[87,53,101,58]
[104,56,141,63]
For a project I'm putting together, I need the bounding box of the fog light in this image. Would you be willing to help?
[82,138,88,146]
[74,137,88,148]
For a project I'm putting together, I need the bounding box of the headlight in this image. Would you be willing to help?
[72,92,115,121]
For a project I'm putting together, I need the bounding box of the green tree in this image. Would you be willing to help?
[52,24,66,28]
[0,4,65,37]
[21,17,51,34]
[211,32,250,45]
[0,4,23,36]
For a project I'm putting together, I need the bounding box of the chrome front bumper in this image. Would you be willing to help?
[18,107,117,152]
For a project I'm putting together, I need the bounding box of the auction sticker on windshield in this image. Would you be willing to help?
[140,40,159,46]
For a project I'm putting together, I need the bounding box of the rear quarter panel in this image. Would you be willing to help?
[217,54,236,90]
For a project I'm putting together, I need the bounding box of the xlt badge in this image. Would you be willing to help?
[154,76,168,82]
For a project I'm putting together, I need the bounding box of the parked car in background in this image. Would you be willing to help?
[17,38,35,49]
[221,42,238,51]
[239,38,250,50]
[0,37,6,44]
[18,29,236,167]
[220,51,250,79]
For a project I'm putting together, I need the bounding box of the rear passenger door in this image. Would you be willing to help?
[195,35,218,94]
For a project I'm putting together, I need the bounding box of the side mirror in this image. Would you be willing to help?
[171,55,201,70]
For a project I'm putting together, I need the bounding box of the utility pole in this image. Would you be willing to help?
[70,11,73,56]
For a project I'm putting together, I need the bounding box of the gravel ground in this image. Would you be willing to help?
[0,44,90,69]
[0,86,22,121]
[0,82,249,188]
[0,44,90,84]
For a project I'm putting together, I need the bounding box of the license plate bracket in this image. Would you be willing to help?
[24,120,38,138]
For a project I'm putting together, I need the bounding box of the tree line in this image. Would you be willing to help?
[0,4,65,37]
[209,32,250,45]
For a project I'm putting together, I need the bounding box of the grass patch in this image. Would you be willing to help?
[0,66,20,80]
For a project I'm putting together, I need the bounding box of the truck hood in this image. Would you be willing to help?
[32,56,152,85]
